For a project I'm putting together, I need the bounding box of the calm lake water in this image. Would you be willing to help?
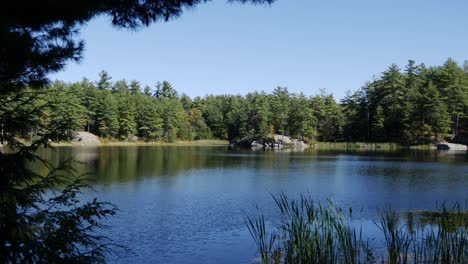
[38,146,468,263]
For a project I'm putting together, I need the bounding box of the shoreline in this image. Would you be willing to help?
[10,138,463,151]
[50,139,230,147]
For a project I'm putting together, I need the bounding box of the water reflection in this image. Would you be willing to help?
[33,146,467,263]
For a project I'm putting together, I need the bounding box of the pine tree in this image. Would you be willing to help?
[155,81,178,99]
[96,70,112,90]
[341,89,369,142]
[378,64,406,141]
[270,87,290,135]
[437,58,467,137]
[130,80,142,94]
[188,108,211,140]
[288,93,316,141]
[78,78,98,132]
[180,93,193,110]
[95,91,119,137]
[311,90,344,141]
[115,83,137,139]
[225,95,248,142]
[143,85,152,96]
[370,105,386,142]
[423,82,451,141]
[246,92,270,142]
[135,94,163,140]
[45,82,86,140]
[202,96,228,140]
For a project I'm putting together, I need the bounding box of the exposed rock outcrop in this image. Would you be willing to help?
[233,134,308,149]
[436,143,467,150]
[72,131,101,145]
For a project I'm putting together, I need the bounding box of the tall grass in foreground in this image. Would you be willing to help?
[246,194,374,264]
[378,204,467,264]
[246,195,467,264]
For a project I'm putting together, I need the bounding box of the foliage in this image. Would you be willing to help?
[7,58,468,145]
[342,59,468,145]
[0,157,117,263]
[0,91,117,262]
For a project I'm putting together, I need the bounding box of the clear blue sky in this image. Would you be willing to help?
[51,0,468,100]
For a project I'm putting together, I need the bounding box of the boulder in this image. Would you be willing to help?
[73,131,101,145]
[251,141,263,148]
[436,143,467,150]
[233,134,308,149]
[273,134,292,145]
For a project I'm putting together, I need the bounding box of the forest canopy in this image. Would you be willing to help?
[5,59,467,146]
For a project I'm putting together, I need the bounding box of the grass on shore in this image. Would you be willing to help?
[313,142,402,151]
[50,139,229,147]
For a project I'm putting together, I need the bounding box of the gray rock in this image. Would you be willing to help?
[273,134,292,145]
[437,143,467,150]
[233,134,308,149]
[251,141,263,148]
[273,134,307,149]
[73,131,101,145]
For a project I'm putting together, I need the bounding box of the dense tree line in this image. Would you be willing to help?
[5,59,467,145]
[342,59,468,144]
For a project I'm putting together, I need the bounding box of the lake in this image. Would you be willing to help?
[38,146,468,263]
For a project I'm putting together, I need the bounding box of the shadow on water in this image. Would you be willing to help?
[29,146,467,263]
[34,146,468,182]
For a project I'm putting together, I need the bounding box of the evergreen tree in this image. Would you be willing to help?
[246,92,270,142]
[370,105,386,142]
[155,81,178,99]
[311,90,344,141]
[45,81,86,140]
[225,95,249,142]
[377,64,406,141]
[270,87,290,135]
[135,94,163,140]
[288,93,316,141]
[130,80,142,94]
[155,83,190,141]
[96,70,112,90]
[95,90,119,137]
[202,96,228,140]
[188,108,211,140]
[77,78,98,133]
[341,89,369,142]
[437,58,467,137]
[115,83,137,139]
[422,82,451,141]
[180,93,193,110]
[143,85,152,96]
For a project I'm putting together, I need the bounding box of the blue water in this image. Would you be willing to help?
[40,146,468,263]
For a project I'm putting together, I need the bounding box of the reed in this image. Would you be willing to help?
[246,194,374,264]
[247,195,467,264]
[379,203,467,264]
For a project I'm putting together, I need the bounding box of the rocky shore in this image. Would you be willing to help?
[232,134,308,149]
